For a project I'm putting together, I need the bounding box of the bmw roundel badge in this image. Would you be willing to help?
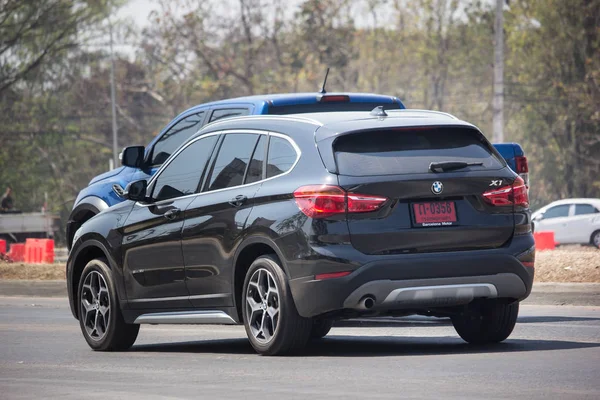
[431,181,443,195]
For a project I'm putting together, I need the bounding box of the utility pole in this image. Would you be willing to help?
[493,0,504,143]
[109,19,119,168]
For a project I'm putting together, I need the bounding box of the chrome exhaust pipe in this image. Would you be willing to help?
[357,295,375,310]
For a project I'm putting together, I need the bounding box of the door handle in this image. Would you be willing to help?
[229,195,248,207]
[163,208,181,220]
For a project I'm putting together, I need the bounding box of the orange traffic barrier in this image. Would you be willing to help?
[24,238,54,264]
[534,231,555,250]
[42,239,54,263]
[25,239,36,263]
[0,239,6,254]
[8,243,25,262]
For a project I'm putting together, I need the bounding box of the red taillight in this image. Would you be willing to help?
[515,156,528,173]
[315,271,352,280]
[482,176,529,208]
[347,194,388,213]
[318,95,350,103]
[293,185,346,218]
[293,185,387,218]
[512,176,529,207]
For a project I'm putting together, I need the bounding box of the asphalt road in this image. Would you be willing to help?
[1,297,599,399]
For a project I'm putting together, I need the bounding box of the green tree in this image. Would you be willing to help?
[505,0,600,207]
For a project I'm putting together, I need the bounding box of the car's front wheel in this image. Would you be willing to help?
[242,255,312,355]
[451,299,519,344]
[77,258,139,351]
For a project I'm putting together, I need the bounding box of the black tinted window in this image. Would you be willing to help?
[544,205,570,219]
[575,204,598,215]
[207,134,258,191]
[245,135,266,184]
[266,136,297,178]
[209,108,249,123]
[151,112,205,165]
[152,135,217,201]
[334,127,502,176]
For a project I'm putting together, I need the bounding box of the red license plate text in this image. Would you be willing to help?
[413,201,457,227]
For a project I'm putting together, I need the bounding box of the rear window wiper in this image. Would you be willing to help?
[429,161,484,172]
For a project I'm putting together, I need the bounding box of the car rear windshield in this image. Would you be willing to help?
[267,102,401,115]
[333,127,503,176]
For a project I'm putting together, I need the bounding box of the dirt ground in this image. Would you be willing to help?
[0,262,65,280]
[1,246,599,282]
[534,246,600,282]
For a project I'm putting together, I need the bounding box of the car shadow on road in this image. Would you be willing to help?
[335,315,600,328]
[130,335,600,357]
[517,316,600,324]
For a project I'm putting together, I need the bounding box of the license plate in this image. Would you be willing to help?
[412,201,457,227]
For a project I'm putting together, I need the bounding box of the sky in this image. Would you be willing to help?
[116,0,398,30]
[117,0,157,28]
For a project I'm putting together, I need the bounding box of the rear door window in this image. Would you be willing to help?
[209,108,250,123]
[206,133,259,191]
[333,127,503,176]
[574,204,599,215]
[151,112,205,166]
[543,205,571,219]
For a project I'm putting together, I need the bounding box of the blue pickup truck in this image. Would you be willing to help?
[66,92,528,248]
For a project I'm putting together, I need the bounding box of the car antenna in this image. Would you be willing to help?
[318,67,330,94]
[370,105,388,117]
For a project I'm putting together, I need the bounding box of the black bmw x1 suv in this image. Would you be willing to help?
[67,108,535,355]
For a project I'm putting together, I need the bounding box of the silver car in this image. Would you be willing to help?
[532,198,600,248]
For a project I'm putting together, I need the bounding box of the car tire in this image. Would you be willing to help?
[592,230,600,249]
[242,255,312,356]
[310,319,333,340]
[77,258,140,351]
[451,300,519,344]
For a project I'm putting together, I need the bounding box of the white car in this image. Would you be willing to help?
[532,198,600,248]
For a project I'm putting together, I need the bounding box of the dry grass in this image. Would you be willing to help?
[1,246,599,282]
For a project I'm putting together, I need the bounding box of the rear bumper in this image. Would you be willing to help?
[288,237,535,318]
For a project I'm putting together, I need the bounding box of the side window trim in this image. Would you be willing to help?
[143,129,300,205]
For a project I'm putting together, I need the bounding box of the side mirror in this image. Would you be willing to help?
[121,146,145,168]
[124,180,148,202]
[533,213,543,222]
